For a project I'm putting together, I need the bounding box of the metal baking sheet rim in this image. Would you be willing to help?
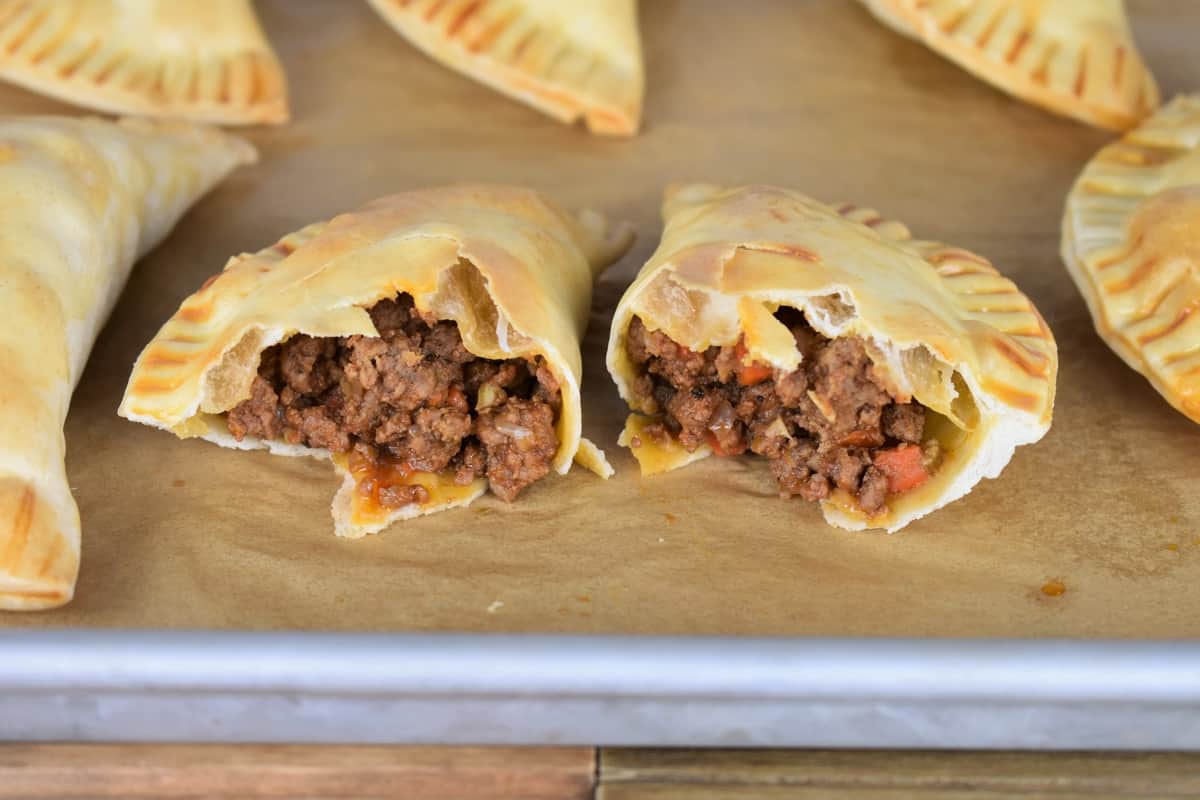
[1,631,1196,749]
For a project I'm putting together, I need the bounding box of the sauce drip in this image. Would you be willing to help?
[347,448,426,515]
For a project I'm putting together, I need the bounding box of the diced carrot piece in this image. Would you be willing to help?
[705,430,731,457]
[738,363,773,386]
[734,337,772,386]
[873,444,929,493]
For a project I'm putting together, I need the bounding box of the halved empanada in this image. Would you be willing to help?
[860,0,1159,131]
[608,184,1057,532]
[0,116,255,611]
[120,186,633,538]
[367,0,642,136]
[1062,95,1200,423]
[0,0,288,125]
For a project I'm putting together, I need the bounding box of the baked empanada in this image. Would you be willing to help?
[1062,95,1200,423]
[0,116,255,611]
[367,0,642,136]
[607,184,1057,532]
[0,0,288,125]
[860,0,1159,131]
[120,186,632,538]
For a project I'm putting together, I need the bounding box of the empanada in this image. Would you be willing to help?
[120,186,633,538]
[367,0,642,136]
[860,0,1159,131]
[0,0,288,125]
[1062,95,1200,423]
[607,184,1057,532]
[0,116,255,611]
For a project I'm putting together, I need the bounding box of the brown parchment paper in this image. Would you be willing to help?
[1,0,1198,638]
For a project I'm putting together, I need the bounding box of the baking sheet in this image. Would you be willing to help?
[6,632,1200,749]
[1,0,1199,638]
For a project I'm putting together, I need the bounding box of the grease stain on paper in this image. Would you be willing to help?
[1040,579,1066,598]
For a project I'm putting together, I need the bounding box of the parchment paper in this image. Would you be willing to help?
[2,0,1198,637]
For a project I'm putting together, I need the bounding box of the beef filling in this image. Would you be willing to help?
[226,295,561,505]
[626,311,938,515]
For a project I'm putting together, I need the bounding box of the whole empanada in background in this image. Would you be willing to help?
[367,0,643,136]
[860,0,1159,131]
[607,184,1057,533]
[120,185,633,539]
[1062,95,1200,423]
[0,117,255,611]
[0,0,288,125]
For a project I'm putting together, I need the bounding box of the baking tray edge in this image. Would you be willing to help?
[0,631,1195,749]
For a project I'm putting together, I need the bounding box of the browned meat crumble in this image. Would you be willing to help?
[227,295,560,505]
[626,309,936,515]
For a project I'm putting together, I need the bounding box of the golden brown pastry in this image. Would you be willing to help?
[860,0,1159,130]
[120,185,633,538]
[608,184,1057,532]
[0,0,288,125]
[367,0,642,136]
[1062,95,1200,423]
[0,116,255,611]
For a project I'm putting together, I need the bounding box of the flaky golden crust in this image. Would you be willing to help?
[607,183,1057,532]
[368,0,642,135]
[862,0,1159,130]
[0,0,288,125]
[1062,95,1200,423]
[0,116,255,610]
[120,185,633,538]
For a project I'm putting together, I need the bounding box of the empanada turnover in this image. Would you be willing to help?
[120,186,633,538]
[1062,95,1200,423]
[367,0,643,136]
[607,184,1057,532]
[0,116,255,611]
[0,0,288,125]
[861,0,1159,131]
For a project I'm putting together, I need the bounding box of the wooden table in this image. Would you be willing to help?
[3,746,1200,798]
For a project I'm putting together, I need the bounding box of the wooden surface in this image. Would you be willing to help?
[0,745,594,799]
[600,749,1200,798]
[6,746,1200,798]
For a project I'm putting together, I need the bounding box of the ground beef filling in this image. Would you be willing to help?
[626,312,937,515]
[226,295,561,506]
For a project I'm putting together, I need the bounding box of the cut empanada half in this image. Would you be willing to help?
[120,185,633,539]
[608,184,1057,532]
[367,0,643,136]
[1062,94,1200,423]
[861,0,1159,131]
[0,0,288,125]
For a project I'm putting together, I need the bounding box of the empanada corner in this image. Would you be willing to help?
[0,115,254,610]
[0,478,79,611]
[862,0,1160,131]
[1063,93,1200,423]
[368,0,643,135]
[0,0,289,126]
